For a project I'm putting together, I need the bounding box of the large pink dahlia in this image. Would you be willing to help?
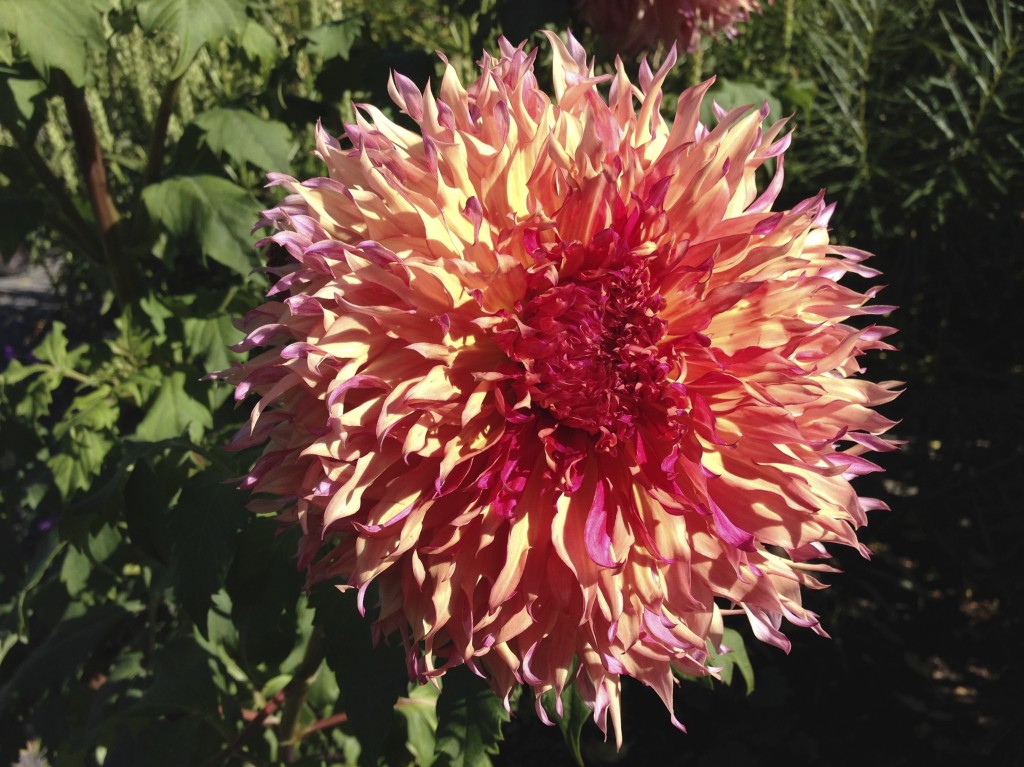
[578,0,770,54]
[224,33,899,742]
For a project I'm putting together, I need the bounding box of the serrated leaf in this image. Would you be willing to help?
[32,321,70,369]
[142,175,259,275]
[193,108,294,171]
[134,370,213,442]
[136,0,247,79]
[49,430,114,499]
[183,313,242,375]
[433,666,510,767]
[167,471,248,631]
[0,0,106,85]
[302,17,364,61]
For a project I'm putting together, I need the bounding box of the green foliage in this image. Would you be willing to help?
[136,0,249,79]
[0,0,106,86]
[142,175,261,276]
[433,667,511,767]
[0,0,1019,763]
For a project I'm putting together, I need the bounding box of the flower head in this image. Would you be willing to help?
[578,0,770,54]
[224,32,898,743]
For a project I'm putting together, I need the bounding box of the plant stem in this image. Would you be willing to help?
[142,75,183,188]
[57,72,139,306]
[1,119,103,263]
[689,42,705,87]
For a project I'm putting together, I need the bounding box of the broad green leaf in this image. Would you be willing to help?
[302,17,364,61]
[541,683,590,766]
[312,586,409,767]
[133,370,213,442]
[183,313,242,375]
[239,19,279,65]
[397,683,440,767]
[0,603,128,717]
[225,521,303,667]
[167,471,248,631]
[193,108,294,171]
[0,73,46,127]
[123,459,172,564]
[132,636,220,715]
[136,0,247,79]
[142,175,259,275]
[433,666,510,767]
[0,0,106,85]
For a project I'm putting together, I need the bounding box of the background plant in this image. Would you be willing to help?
[1,0,1021,765]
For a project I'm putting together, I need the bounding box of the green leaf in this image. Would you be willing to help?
[0,73,46,127]
[433,666,510,767]
[1,530,64,659]
[49,429,115,499]
[134,370,213,442]
[701,78,784,126]
[133,636,220,715]
[312,586,410,767]
[709,627,755,694]
[541,683,590,766]
[183,313,242,376]
[33,321,73,370]
[167,471,248,631]
[0,0,106,86]
[0,603,128,717]
[59,545,92,597]
[136,0,247,79]
[225,520,303,667]
[239,19,279,65]
[193,108,294,171]
[123,459,172,564]
[396,683,440,767]
[142,175,259,275]
[302,17,364,61]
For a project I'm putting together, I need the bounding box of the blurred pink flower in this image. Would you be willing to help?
[223,32,898,744]
[577,0,771,54]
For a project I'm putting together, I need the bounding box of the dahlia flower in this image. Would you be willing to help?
[223,32,898,743]
[577,0,770,54]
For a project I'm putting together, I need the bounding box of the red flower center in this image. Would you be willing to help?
[499,249,677,452]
